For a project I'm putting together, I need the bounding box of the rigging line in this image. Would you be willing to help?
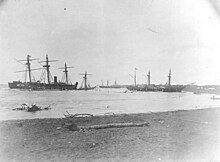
[49,72,53,83]
[24,68,27,83]
[40,69,45,82]
[68,73,73,84]
[61,74,65,83]
[81,79,84,88]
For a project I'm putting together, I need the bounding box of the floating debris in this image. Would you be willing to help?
[12,104,51,112]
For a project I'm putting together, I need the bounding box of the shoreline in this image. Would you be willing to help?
[1,106,220,122]
[1,107,220,161]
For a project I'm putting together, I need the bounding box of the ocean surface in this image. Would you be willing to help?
[1,84,220,121]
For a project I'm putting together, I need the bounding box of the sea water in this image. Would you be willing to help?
[0,84,220,120]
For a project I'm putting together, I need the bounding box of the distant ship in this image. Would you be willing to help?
[8,55,78,90]
[77,72,96,90]
[99,80,126,88]
[126,69,186,92]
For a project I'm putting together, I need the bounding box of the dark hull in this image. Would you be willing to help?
[8,81,78,90]
[100,85,126,89]
[126,84,186,92]
[127,85,159,92]
[162,85,186,92]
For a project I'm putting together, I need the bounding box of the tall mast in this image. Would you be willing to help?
[147,71,150,85]
[59,63,74,84]
[46,55,50,84]
[168,69,171,86]
[107,80,109,86]
[26,55,32,83]
[64,63,68,84]
[39,55,58,84]
[79,72,92,89]
[84,72,87,89]
[134,68,138,86]
[15,55,40,83]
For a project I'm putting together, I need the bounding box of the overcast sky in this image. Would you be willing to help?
[1,0,220,85]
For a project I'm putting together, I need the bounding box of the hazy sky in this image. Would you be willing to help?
[1,0,220,85]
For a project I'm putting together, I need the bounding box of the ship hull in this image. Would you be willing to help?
[126,84,186,92]
[162,85,186,92]
[8,81,78,90]
[126,85,159,92]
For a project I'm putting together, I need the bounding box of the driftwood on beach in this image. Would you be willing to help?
[79,122,149,130]
[64,111,93,118]
[64,122,149,131]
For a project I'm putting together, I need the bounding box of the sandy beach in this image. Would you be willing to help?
[0,108,220,162]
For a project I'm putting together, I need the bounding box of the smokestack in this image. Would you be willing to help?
[54,76,57,84]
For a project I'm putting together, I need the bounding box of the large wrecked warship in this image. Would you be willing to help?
[127,69,186,92]
[8,55,78,90]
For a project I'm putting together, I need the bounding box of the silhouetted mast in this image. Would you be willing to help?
[147,71,150,85]
[39,55,58,84]
[134,68,138,86]
[168,69,171,86]
[59,63,74,84]
[27,55,32,83]
[16,55,40,83]
[79,72,92,89]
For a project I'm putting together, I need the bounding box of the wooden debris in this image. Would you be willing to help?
[65,122,149,131]
[12,104,51,112]
[64,111,93,118]
[79,122,149,130]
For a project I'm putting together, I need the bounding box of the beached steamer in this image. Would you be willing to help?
[8,55,78,90]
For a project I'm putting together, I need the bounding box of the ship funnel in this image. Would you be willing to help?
[54,76,57,84]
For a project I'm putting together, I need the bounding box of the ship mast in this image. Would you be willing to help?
[39,55,58,84]
[15,55,40,83]
[59,63,74,84]
[134,68,138,86]
[26,55,32,83]
[147,71,150,85]
[168,69,171,86]
[79,72,92,89]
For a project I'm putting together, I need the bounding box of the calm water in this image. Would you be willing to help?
[0,84,220,120]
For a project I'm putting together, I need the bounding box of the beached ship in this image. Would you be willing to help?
[8,55,78,90]
[126,69,185,92]
[160,70,186,92]
[77,72,96,90]
[127,69,159,91]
